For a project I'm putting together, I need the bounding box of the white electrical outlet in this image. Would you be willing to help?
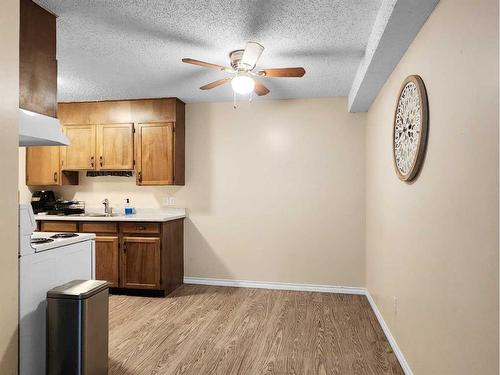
[162,196,176,206]
[393,296,398,315]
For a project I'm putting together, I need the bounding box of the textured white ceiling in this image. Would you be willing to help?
[36,0,383,103]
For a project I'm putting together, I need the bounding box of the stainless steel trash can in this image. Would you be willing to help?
[47,280,110,375]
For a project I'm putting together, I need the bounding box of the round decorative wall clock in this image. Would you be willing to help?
[393,75,429,182]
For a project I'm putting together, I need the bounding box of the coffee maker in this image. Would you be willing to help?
[31,190,56,214]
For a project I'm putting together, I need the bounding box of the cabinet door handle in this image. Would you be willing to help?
[123,243,127,254]
[137,171,142,183]
[99,156,103,167]
[136,225,146,230]
[90,156,95,168]
[53,172,58,182]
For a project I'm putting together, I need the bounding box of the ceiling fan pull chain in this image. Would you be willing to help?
[249,90,253,103]
[233,91,237,109]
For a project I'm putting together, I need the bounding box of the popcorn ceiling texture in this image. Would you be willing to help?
[36,0,382,103]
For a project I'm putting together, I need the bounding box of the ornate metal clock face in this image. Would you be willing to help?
[393,75,428,182]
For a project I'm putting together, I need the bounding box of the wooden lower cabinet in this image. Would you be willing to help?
[95,236,120,288]
[121,237,160,289]
[37,219,184,296]
[40,221,78,232]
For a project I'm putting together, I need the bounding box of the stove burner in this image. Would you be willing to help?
[31,238,54,245]
[50,233,79,239]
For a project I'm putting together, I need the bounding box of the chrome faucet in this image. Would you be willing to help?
[102,199,112,216]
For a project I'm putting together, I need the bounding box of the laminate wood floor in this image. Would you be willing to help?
[109,285,404,375]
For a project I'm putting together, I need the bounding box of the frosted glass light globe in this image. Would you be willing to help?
[231,74,255,95]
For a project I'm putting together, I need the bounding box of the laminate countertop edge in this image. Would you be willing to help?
[35,210,186,222]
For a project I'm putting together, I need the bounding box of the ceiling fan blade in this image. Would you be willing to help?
[258,67,306,77]
[254,80,270,96]
[200,78,231,90]
[182,58,229,72]
[241,42,264,69]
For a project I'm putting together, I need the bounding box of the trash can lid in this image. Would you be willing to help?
[47,280,110,300]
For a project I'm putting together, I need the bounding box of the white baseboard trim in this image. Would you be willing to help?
[183,277,366,295]
[365,291,413,375]
[183,277,412,375]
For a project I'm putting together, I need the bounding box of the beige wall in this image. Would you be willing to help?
[0,0,19,374]
[365,0,499,374]
[23,98,367,286]
[17,1,499,372]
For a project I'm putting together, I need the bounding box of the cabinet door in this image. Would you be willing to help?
[135,123,174,185]
[26,146,60,185]
[20,0,57,117]
[95,236,119,288]
[97,123,134,170]
[121,237,160,289]
[61,125,96,170]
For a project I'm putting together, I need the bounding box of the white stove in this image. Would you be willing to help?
[19,204,96,375]
[30,231,96,253]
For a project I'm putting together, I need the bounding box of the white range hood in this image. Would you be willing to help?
[19,109,69,146]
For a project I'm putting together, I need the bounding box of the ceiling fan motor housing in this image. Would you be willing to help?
[229,49,251,71]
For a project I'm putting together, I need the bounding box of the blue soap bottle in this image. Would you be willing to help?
[124,198,133,215]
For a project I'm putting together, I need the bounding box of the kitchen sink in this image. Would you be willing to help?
[79,213,122,218]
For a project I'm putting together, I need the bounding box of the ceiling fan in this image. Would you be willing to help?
[182,42,305,100]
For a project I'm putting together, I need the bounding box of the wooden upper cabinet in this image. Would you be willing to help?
[62,125,96,170]
[60,123,133,171]
[57,98,185,185]
[26,146,60,185]
[26,147,78,186]
[121,237,161,289]
[97,123,134,170]
[20,0,57,117]
[135,123,174,185]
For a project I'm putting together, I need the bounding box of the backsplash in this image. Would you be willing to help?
[19,148,185,211]
[40,174,184,211]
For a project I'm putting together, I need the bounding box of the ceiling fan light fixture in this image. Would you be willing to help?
[182,41,305,100]
[231,74,255,95]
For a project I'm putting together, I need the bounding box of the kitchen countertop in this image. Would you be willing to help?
[35,208,186,222]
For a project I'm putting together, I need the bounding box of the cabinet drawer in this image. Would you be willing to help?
[40,221,78,232]
[122,222,160,234]
[81,222,118,234]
